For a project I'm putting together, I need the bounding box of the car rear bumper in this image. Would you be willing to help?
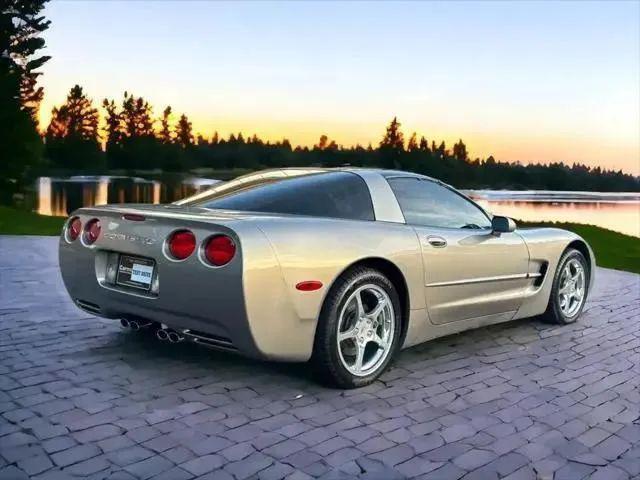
[59,233,265,358]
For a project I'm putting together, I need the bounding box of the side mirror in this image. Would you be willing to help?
[492,215,516,234]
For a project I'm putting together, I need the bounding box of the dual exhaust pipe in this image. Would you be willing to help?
[120,318,184,343]
[120,318,153,331]
[156,328,184,343]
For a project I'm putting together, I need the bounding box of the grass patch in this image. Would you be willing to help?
[0,206,65,236]
[519,221,639,274]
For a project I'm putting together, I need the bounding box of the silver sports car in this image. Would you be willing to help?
[59,168,595,388]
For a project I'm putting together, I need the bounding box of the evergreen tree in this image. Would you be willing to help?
[159,106,173,143]
[316,134,329,150]
[100,92,161,170]
[0,0,50,203]
[102,99,121,146]
[46,85,99,140]
[379,116,404,168]
[407,132,418,151]
[175,114,193,147]
[453,139,468,161]
[8,1,51,123]
[102,98,122,168]
[380,117,404,151]
[121,92,154,138]
[45,85,103,169]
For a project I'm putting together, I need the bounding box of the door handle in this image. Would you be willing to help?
[427,236,447,248]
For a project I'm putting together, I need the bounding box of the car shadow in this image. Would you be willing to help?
[89,311,556,391]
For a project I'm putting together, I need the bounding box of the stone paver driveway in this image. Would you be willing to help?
[1,236,639,480]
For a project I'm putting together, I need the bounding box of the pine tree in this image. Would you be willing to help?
[316,134,329,150]
[45,85,103,169]
[419,136,430,152]
[175,114,193,147]
[407,132,418,151]
[121,92,154,138]
[453,139,468,161]
[46,85,99,141]
[379,117,404,151]
[102,98,122,151]
[159,106,173,143]
[0,0,50,202]
[379,117,404,168]
[5,1,51,122]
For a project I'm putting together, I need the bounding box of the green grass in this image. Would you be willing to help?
[0,207,638,273]
[519,221,640,274]
[0,206,65,236]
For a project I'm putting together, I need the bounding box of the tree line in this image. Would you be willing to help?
[2,0,638,206]
[42,86,640,192]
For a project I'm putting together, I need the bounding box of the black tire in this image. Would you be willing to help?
[543,248,589,324]
[311,266,402,389]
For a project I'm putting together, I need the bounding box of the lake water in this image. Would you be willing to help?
[35,176,220,217]
[34,176,640,238]
[466,190,640,238]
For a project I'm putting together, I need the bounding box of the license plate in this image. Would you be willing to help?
[116,255,155,291]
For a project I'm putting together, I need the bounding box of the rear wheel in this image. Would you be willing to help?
[312,267,402,388]
[543,248,589,324]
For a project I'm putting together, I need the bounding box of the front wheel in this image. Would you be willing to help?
[312,267,402,388]
[543,248,589,324]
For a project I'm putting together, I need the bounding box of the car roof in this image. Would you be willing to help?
[268,166,439,183]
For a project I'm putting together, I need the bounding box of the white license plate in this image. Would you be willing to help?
[116,255,155,291]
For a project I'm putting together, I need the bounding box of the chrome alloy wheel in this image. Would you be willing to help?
[558,258,586,317]
[336,284,395,377]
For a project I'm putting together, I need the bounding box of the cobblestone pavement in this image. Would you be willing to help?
[1,236,639,480]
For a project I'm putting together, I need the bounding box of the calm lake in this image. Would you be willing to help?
[35,176,640,238]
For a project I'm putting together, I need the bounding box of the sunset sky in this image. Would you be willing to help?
[40,1,640,174]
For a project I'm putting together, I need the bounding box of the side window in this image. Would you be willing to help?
[197,172,375,221]
[387,177,491,229]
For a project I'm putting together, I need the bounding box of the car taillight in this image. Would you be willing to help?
[83,219,101,245]
[67,217,82,241]
[204,235,236,266]
[167,230,196,260]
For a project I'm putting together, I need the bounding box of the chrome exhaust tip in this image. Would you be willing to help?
[120,319,130,328]
[168,331,184,343]
[129,320,140,331]
[156,329,169,341]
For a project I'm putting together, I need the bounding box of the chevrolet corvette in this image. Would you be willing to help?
[59,168,595,387]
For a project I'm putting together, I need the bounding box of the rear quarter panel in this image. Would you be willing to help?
[249,216,426,359]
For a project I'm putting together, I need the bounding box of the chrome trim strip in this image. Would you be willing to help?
[427,272,539,287]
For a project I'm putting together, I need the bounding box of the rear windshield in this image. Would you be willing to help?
[191,172,375,221]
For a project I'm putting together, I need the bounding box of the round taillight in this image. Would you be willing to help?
[67,217,82,242]
[83,219,101,245]
[204,235,236,266]
[167,230,196,260]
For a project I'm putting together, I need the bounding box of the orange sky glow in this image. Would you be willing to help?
[39,1,640,175]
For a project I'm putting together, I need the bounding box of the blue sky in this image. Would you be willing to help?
[41,1,640,173]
